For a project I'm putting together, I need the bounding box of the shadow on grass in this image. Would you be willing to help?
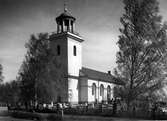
[9,111,62,121]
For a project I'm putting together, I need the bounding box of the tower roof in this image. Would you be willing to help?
[56,11,76,21]
[55,2,76,33]
[56,3,76,22]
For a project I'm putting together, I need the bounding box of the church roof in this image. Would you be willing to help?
[80,67,125,85]
[56,11,76,22]
[60,11,75,18]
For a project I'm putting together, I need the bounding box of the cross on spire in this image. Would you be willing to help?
[64,0,68,12]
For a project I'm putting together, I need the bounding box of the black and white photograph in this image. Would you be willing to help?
[0,0,167,121]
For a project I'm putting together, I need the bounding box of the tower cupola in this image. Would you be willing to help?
[56,5,76,33]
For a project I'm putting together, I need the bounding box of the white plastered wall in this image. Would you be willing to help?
[87,79,114,103]
[67,37,82,103]
[79,77,88,102]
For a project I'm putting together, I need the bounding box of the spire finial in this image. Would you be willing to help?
[64,0,67,12]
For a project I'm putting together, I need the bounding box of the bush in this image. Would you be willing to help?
[35,108,56,113]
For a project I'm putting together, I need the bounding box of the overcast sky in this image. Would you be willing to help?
[0,0,167,82]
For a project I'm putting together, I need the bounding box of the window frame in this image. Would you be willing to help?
[100,84,104,97]
[92,83,96,95]
[73,45,77,56]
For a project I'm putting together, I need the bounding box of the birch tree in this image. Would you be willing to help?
[115,0,167,108]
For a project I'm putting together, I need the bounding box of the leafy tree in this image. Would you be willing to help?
[19,33,52,108]
[0,80,20,105]
[0,64,4,83]
[18,32,64,108]
[114,0,167,108]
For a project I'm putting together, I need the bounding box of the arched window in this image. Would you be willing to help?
[92,83,96,95]
[57,45,60,55]
[107,85,111,100]
[73,45,76,56]
[100,84,104,97]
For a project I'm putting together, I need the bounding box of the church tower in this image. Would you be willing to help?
[49,5,84,103]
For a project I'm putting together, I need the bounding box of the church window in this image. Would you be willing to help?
[107,85,111,95]
[100,84,104,97]
[107,85,111,100]
[57,45,60,55]
[73,45,77,56]
[92,83,96,95]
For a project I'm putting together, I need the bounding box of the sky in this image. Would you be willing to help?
[0,0,167,82]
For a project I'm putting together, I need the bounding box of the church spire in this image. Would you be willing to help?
[55,1,76,34]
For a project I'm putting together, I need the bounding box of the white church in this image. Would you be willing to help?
[49,7,124,104]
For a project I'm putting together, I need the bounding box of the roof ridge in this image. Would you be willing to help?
[82,67,109,75]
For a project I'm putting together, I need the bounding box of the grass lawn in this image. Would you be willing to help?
[0,116,32,121]
[0,114,158,121]
[63,115,155,121]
